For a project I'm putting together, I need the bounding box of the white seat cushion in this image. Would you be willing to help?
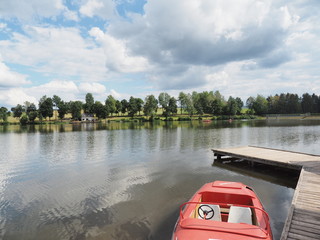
[228,206,252,225]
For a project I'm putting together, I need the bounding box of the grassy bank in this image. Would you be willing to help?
[3,110,320,126]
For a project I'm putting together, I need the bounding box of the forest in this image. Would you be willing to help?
[1,91,320,124]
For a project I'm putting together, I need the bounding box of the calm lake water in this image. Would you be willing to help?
[1,119,320,240]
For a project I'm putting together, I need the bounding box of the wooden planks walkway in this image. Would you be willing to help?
[211,146,320,240]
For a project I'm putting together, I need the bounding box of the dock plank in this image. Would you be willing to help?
[211,146,320,240]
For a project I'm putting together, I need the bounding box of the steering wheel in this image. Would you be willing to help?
[198,205,215,220]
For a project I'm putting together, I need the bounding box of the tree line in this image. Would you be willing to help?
[246,93,320,115]
[1,91,320,124]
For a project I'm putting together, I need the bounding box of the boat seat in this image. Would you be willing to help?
[197,204,221,221]
[228,206,252,225]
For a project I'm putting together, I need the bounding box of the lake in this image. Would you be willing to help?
[1,119,320,240]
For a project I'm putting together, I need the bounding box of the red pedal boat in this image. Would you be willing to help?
[172,181,273,240]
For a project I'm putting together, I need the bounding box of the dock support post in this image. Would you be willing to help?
[216,154,221,160]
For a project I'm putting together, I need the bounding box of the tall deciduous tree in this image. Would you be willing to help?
[144,95,158,117]
[38,96,53,120]
[69,101,83,120]
[93,101,107,119]
[0,107,9,122]
[158,92,171,116]
[179,92,187,114]
[235,97,243,115]
[28,111,38,123]
[135,98,144,115]
[11,104,24,118]
[225,96,238,115]
[52,95,62,109]
[25,102,37,114]
[168,97,178,115]
[128,96,138,117]
[121,99,128,115]
[115,100,122,116]
[105,95,116,116]
[57,101,69,119]
[84,93,95,114]
[192,91,203,115]
[246,95,268,115]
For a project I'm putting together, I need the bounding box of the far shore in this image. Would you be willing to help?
[2,113,320,126]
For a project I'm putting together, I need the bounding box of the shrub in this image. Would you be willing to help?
[20,115,29,125]
[178,117,191,121]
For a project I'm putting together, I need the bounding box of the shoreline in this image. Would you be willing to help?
[2,115,320,126]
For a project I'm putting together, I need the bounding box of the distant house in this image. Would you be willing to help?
[81,113,95,122]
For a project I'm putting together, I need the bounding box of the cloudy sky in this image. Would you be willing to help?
[0,0,319,107]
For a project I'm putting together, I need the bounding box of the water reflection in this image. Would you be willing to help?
[1,120,320,239]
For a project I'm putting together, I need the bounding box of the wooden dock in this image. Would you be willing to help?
[212,146,320,240]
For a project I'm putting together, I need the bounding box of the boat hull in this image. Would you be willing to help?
[172,181,273,240]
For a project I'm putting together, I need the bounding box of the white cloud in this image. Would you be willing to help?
[0,79,109,107]
[79,82,106,94]
[0,23,8,30]
[0,25,107,81]
[30,80,79,93]
[24,80,80,103]
[107,0,298,92]
[0,0,65,21]
[79,0,115,19]
[80,0,104,17]
[205,71,229,87]
[89,27,149,73]
[63,9,80,21]
[0,88,37,107]
[0,58,30,87]
[110,89,121,99]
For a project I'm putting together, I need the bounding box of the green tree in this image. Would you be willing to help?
[39,96,53,120]
[253,95,268,115]
[184,93,195,116]
[105,95,116,116]
[158,92,171,116]
[28,111,38,123]
[23,101,37,116]
[287,93,301,114]
[178,92,187,114]
[168,97,178,115]
[57,101,69,119]
[267,95,280,114]
[69,101,83,120]
[20,114,28,125]
[199,91,215,114]
[121,99,128,115]
[301,93,312,113]
[135,98,144,115]
[225,96,238,115]
[128,96,139,117]
[144,95,158,118]
[179,92,195,115]
[192,91,203,115]
[84,93,95,114]
[246,96,255,114]
[0,107,9,122]
[93,101,107,119]
[311,94,319,113]
[23,102,38,122]
[115,100,122,116]
[235,97,243,115]
[52,95,62,109]
[11,104,24,118]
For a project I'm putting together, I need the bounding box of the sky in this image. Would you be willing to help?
[0,0,320,108]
